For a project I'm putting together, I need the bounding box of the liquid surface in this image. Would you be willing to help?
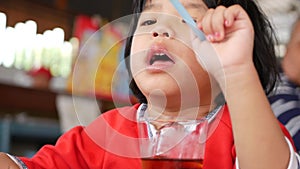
[142,157,204,169]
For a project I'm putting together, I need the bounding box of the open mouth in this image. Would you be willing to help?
[149,52,174,65]
[145,46,175,71]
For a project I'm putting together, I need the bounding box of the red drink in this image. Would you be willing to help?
[142,157,204,169]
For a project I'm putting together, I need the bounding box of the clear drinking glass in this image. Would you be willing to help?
[138,110,208,169]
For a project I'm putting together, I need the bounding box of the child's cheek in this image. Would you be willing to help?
[130,36,149,74]
[131,36,148,55]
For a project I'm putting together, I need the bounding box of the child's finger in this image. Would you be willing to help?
[211,6,226,41]
[223,5,252,28]
[201,9,214,41]
[223,7,235,28]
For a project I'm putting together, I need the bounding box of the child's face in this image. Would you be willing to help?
[130,0,212,106]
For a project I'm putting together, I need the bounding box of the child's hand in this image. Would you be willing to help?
[192,5,254,83]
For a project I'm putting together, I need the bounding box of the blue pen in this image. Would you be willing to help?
[169,0,206,41]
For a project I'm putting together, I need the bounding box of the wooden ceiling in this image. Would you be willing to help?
[49,0,133,20]
[0,0,133,39]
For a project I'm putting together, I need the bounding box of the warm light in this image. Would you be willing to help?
[43,30,54,47]
[14,22,26,45]
[53,27,65,46]
[0,12,7,65]
[2,27,16,68]
[41,30,54,69]
[14,22,26,69]
[59,41,73,77]
[0,16,72,77]
[23,21,37,70]
[61,41,73,57]
[0,12,6,32]
[32,34,45,68]
[25,20,37,39]
[69,37,80,54]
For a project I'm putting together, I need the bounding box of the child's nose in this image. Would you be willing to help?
[152,32,170,38]
[151,26,174,39]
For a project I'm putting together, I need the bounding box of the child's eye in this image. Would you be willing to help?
[141,19,157,26]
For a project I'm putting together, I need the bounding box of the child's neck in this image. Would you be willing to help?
[146,103,212,122]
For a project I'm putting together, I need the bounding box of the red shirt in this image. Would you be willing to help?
[20,104,294,169]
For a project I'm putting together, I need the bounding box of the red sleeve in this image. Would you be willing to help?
[19,126,106,169]
[18,105,142,169]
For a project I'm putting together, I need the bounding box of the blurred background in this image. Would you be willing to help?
[0,0,299,157]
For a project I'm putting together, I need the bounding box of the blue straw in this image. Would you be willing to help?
[169,0,206,41]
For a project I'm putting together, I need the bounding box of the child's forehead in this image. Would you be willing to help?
[143,0,208,11]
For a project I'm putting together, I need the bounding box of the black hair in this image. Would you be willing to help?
[124,0,279,103]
